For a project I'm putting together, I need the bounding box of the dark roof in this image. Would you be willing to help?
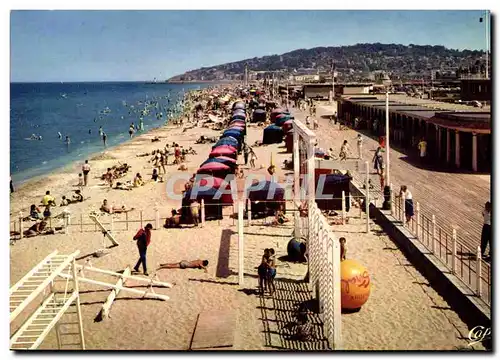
[347,98,436,119]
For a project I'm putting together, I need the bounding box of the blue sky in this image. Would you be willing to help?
[10,10,488,82]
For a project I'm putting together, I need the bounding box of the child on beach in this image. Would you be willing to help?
[339,237,347,261]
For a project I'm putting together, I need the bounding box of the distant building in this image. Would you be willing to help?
[460,79,491,103]
[302,83,373,100]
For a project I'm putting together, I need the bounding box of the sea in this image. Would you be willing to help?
[10,82,207,186]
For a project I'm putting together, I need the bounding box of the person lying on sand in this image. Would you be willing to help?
[100,199,134,214]
[157,259,209,272]
[164,209,181,228]
[136,152,150,157]
[11,220,47,237]
[114,181,133,191]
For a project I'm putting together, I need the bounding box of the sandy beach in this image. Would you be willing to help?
[9,88,484,351]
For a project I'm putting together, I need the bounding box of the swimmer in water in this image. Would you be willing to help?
[99,126,103,137]
[65,136,71,145]
[58,132,62,139]
[38,135,42,140]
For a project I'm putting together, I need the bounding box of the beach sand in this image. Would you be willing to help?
[9,97,483,351]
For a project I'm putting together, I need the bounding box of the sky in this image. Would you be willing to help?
[10,10,489,82]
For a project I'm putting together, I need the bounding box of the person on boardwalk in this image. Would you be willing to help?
[133,223,153,276]
[372,146,384,175]
[418,138,427,164]
[480,201,491,258]
[356,134,363,159]
[339,140,350,161]
[82,160,91,186]
[397,185,414,224]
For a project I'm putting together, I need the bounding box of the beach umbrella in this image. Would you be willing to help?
[233,102,246,110]
[282,119,294,132]
[230,119,245,126]
[246,180,285,216]
[196,175,229,189]
[213,137,239,148]
[228,124,245,130]
[262,125,284,145]
[197,162,234,178]
[223,129,244,139]
[252,108,266,123]
[210,145,238,159]
[275,116,291,127]
[231,114,246,121]
[200,157,237,169]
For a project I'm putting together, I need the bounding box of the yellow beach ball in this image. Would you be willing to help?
[340,259,371,309]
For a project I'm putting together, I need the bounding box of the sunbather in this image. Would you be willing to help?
[157,259,208,272]
[100,199,134,214]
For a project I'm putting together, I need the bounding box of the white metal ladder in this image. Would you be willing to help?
[10,250,85,350]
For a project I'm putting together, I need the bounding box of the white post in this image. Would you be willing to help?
[200,199,205,227]
[293,125,301,237]
[415,202,421,240]
[431,215,436,254]
[64,213,69,235]
[71,258,86,350]
[452,229,457,273]
[476,246,482,297]
[247,198,251,227]
[365,161,370,233]
[238,201,244,286]
[19,212,23,239]
[67,214,71,235]
[402,193,406,227]
[385,91,390,186]
[341,191,346,225]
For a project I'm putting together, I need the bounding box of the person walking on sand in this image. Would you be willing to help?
[133,223,153,276]
[82,160,91,186]
[480,201,491,259]
[356,134,363,159]
[249,148,258,168]
[418,138,427,164]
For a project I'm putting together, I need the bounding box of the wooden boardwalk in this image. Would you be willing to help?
[291,104,491,304]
